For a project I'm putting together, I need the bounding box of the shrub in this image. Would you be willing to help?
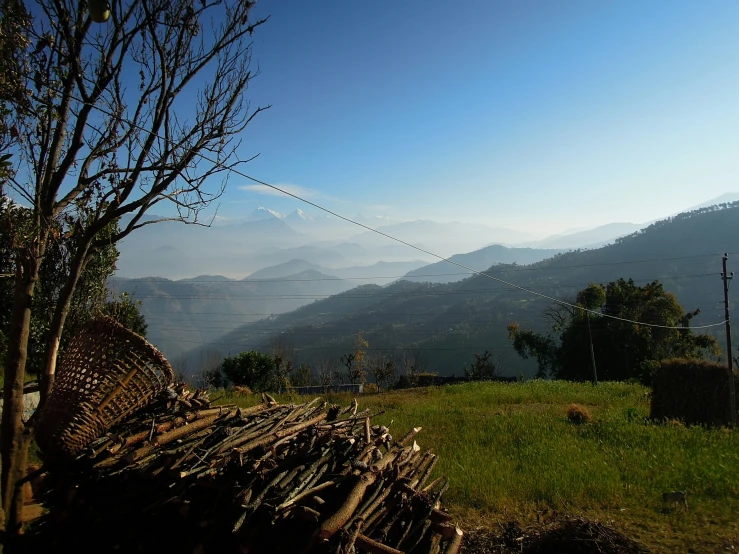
[363,383,378,394]
[566,403,592,424]
[221,351,277,392]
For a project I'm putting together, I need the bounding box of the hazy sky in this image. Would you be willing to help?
[204,1,739,235]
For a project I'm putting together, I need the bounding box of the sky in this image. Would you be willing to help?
[203,0,739,236]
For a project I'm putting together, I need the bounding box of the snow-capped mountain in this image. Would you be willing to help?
[285,208,312,223]
[245,206,284,222]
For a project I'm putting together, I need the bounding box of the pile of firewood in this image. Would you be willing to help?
[25,386,463,554]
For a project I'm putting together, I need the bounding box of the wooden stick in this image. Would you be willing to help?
[442,526,463,554]
[276,479,342,513]
[318,474,378,540]
[398,426,422,446]
[354,534,403,554]
[234,412,328,455]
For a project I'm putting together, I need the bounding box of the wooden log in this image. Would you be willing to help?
[318,473,378,540]
[430,522,461,540]
[422,477,444,494]
[293,505,322,523]
[398,427,422,446]
[234,411,328,455]
[429,509,454,524]
[131,413,225,462]
[354,534,403,554]
[344,518,364,553]
[276,478,343,513]
[442,526,463,554]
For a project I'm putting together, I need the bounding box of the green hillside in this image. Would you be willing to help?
[218,381,739,554]
[110,270,356,362]
[184,202,739,377]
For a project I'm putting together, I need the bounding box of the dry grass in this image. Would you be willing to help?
[566,403,593,424]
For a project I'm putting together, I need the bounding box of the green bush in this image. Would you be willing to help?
[221,351,277,392]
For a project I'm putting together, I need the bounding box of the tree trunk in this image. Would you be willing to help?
[37,244,91,409]
[1,250,40,532]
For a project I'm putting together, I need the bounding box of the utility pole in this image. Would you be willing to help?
[586,310,598,385]
[721,253,736,427]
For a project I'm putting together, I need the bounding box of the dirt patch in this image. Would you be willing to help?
[462,516,649,554]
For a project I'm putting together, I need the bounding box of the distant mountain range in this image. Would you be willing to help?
[246,259,427,283]
[402,245,563,284]
[180,200,739,379]
[114,210,624,280]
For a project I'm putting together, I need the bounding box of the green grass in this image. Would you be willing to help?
[218,381,739,553]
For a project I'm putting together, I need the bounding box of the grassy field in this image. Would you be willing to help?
[219,381,739,553]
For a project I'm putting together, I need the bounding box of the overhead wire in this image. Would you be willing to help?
[32,79,731,332]
[116,273,716,301]
[109,252,729,284]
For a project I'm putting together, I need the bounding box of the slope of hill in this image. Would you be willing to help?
[245,260,326,280]
[110,269,355,363]
[403,245,563,283]
[245,259,428,284]
[183,202,739,378]
[522,222,645,249]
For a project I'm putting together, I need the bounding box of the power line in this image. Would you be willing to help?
[37,85,731,332]
[116,273,716,301]
[144,335,514,351]
[108,252,728,284]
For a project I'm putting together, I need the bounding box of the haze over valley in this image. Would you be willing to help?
[114,196,739,376]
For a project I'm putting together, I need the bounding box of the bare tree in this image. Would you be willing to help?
[340,352,365,386]
[314,352,336,392]
[542,295,578,331]
[0,0,268,529]
[368,353,396,392]
[464,350,501,379]
[269,337,295,393]
[170,354,189,384]
[192,348,223,388]
[400,348,427,388]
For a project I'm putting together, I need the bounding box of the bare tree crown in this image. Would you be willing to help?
[6,0,268,243]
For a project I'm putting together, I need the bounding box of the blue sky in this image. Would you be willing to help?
[176,1,739,234]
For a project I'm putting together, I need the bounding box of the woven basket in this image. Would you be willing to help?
[35,317,174,460]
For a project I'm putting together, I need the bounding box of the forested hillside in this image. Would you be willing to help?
[110,270,356,360]
[182,203,739,377]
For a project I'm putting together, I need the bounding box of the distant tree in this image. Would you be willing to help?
[368,354,396,391]
[272,353,293,394]
[198,367,225,390]
[508,279,720,384]
[314,353,336,390]
[192,349,225,389]
[464,350,501,379]
[170,355,189,384]
[270,336,296,392]
[221,351,277,392]
[291,362,313,388]
[400,348,427,388]
[340,352,364,386]
[340,332,369,386]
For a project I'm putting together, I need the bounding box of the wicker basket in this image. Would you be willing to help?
[35,317,174,460]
